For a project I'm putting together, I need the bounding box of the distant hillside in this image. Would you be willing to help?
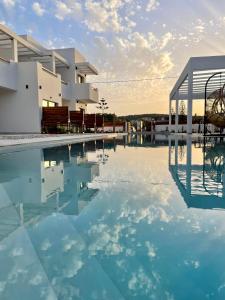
[118,114,169,122]
[118,114,204,123]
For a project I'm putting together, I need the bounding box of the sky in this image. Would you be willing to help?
[1,0,225,115]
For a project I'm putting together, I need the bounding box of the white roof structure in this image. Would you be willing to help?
[169,56,225,134]
[75,62,98,75]
[0,23,69,67]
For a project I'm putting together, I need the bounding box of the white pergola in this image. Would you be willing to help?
[75,62,98,75]
[169,56,225,134]
[0,23,69,71]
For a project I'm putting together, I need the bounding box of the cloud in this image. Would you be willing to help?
[55,0,82,21]
[32,2,45,16]
[90,31,174,114]
[2,0,15,8]
[51,0,136,33]
[84,0,123,33]
[146,0,160,12]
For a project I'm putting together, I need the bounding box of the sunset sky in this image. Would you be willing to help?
[1,0,225,115]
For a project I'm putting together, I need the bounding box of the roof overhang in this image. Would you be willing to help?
[0,23,44,56]
[48,50,69,68]
[0,24,69,68]
[75,62,98,75]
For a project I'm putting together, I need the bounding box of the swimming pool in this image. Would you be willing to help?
[0,134,225,300]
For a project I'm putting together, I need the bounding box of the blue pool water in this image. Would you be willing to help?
[0,135,225,299]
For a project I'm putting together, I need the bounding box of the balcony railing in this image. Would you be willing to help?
[61,83,99,103]
[0,56,10,64]
[42,67,58,78]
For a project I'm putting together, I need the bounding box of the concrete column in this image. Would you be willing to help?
[175,94,179,133]
[168,135,172,166]
[50,53,56,73]
[11,38,18,62]
[175,136,178,166]
[187,71,193,134]
[169,99,172,133]
[19,203,24,225]
[186,136,192,195]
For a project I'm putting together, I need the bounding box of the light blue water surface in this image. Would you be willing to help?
[0,135,225,300]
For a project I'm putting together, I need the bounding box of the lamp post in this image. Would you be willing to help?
[97,98,109,132]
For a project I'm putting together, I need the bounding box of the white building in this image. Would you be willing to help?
[0,24,99,133]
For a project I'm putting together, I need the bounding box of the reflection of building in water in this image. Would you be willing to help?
[0,142,101,241]
[169,136,225,210]
[125,133,170,147]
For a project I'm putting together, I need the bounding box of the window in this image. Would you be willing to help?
[77,75,84,84]
[42,100,57,107]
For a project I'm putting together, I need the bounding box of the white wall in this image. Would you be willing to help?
[0,61,17,91]
[55,49,76,84]
[97,126,124,133]
[0,149,42,204]
[41,162,64,202]
[72,83,98,103]
[0,62,41,133]
[37,65,62,107]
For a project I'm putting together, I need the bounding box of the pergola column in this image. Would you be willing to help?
[175,92,179,133]
[175,136,178,166]
[50,53,56,73]
[168,135,172,165]
[186,136,192,195]
[169,99,172,133]
[11,38,18,62]
[187,71,193,134]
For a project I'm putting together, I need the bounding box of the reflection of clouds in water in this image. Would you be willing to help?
[184,260,200,269]
[63,258,84,278]
[10,247,24,257]
[128,267,153,295]
[88,223,123,256]
[8,267,28,284]
[125,248,135,257]
[145,241,157,258]
[2,145,225,299]
[40,239,52,251]
[0,244,6,251]
[0,281,6,292]
[52,281,80,300]
[29,273,44,286]
[62,235,85,253]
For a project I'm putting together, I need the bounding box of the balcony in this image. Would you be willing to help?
[62,82,99,104]
[0,59,17,91]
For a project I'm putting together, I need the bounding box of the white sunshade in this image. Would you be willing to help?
[75,62,98,75]
[170,56,225,100]
[0,24,69,68]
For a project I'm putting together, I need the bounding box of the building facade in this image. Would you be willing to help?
[0,24,99,133]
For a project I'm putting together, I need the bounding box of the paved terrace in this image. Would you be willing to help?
[0,133,127,148]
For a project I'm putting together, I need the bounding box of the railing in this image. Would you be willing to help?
[61,80,68,85]
[42,107,104,133]
[42,67,58,78]
[0,56,10,64]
